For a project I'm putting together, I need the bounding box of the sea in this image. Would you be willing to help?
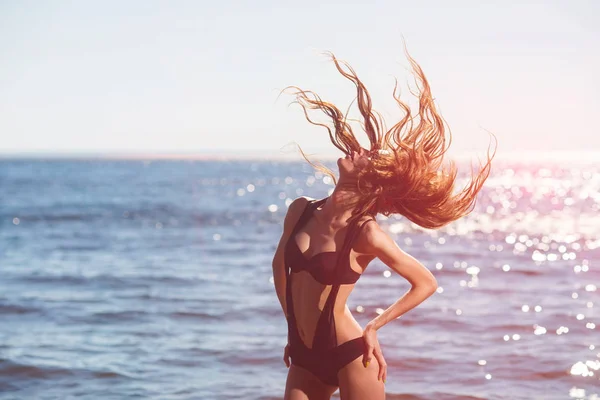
[0,155,598,400]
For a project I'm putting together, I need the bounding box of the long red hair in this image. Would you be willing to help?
[283,43,496,229]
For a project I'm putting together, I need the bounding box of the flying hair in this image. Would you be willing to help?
[281,40,497,229]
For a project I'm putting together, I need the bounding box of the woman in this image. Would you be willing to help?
[271,46,495,400]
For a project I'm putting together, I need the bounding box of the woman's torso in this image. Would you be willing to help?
[286,201,376,349]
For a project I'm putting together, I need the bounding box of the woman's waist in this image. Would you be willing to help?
[290,308,363,339]
[334,308,364,342]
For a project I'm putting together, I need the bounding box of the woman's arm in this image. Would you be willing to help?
[361,221,438,331]
[358,221,438,381]
[271,196,309,317]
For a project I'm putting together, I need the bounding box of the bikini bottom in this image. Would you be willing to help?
[289,335,366,386]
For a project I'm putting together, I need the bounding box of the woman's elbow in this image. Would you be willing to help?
[427,279,438,294]
[414,278,438,295]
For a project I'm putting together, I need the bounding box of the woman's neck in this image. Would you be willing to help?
[316,186,361,228]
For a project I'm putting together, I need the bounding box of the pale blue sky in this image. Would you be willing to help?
[1,1,598,157]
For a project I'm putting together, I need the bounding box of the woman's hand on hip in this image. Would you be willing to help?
[362,323,387,383]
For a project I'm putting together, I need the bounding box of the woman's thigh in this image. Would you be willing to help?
[338,356,385,400]
[284,364,338,400]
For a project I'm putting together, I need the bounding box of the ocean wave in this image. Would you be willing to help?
[0,358,128,380]
[0,303,42,315]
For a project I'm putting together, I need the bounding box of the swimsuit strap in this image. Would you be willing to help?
[289,198,323,237]
[312,212,373,351]
[284,198,324,344]
[284,198,321,304]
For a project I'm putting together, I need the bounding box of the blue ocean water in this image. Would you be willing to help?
[0,158,598,400]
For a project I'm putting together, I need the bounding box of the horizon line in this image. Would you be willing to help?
[0,149,599,163]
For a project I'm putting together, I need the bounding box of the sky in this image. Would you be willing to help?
[0,0,598,159]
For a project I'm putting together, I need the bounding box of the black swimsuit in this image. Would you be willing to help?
[284,197,373,386]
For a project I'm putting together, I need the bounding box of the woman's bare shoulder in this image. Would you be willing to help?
[282,196,312,230]
[288,196,312,212]
[358,214,379,229]
[355,216,390,253]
